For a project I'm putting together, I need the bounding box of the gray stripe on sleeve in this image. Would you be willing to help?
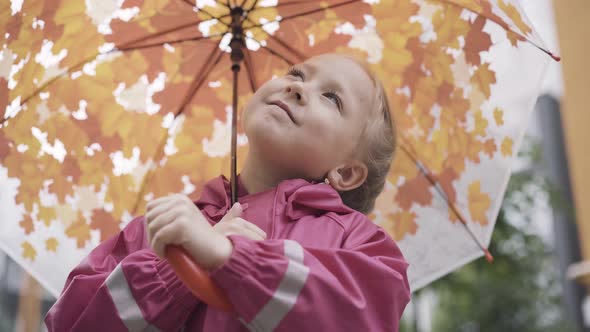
[105,263,161,332]
[243,240,310,332]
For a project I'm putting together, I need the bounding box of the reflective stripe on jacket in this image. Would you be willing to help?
[45,176,410,331]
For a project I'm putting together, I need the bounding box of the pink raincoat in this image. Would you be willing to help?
[45,176,410,331]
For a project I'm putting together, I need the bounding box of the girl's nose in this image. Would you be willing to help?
[286,83,307,105]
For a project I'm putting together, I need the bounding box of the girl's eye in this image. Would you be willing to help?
[323,91,342,111]
[287,67,305,80]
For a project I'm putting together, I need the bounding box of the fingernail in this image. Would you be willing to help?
[241,203,249,210]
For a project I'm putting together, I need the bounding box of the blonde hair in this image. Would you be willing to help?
[338,57,397,214]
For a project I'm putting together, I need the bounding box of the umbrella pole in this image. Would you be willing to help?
[229,7,245,205]
[230,64,239,205]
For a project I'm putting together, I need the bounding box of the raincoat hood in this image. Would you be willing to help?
[196,176,356,222]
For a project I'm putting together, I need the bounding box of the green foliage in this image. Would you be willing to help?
[408,139,575,331]
[430,210,571,331]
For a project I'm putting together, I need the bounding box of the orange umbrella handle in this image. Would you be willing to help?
[165,245,234,312]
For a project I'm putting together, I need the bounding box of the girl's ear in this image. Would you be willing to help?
[326,160,368,192]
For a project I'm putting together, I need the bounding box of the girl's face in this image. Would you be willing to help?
[242,54,376,180]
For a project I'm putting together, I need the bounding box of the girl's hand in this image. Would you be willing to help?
[145,194,232,270]
[214,203,267,241]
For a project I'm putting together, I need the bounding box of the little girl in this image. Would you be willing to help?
[45,53,411,331]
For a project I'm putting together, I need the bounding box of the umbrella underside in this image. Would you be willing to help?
[0,0,552,295]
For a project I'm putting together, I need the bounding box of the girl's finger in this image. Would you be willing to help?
[215,221,265,241]
[146,195,174,212]
[247,229,266,241]
[236,218,267,239]
[151,221,182,258]
[227,224,265,241]
[147,209,181,242]
[145,199,178,224]
[219,203,243,223]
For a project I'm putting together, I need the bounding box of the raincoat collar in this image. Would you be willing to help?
[195,175,355,221]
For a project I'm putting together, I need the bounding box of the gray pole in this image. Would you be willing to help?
[536,94,588,331]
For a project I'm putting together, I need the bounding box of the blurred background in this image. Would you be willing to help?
[1,0,588,331]
[397,0,590,331]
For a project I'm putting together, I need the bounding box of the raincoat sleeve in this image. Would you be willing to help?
[209,213,411,332]
[45,216,199,332]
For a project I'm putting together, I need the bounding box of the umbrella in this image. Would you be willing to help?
[0,0,558,302]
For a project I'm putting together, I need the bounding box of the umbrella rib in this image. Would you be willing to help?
[244,0,361,30]
[118,20,203,50]
[202,10,230,27]
[245,0,259,11]
[176,49,225,117]
[437,0,559,61]
[118,33,225,52]
[2,5,160,31]
[242,48,258,93]
[267,34,306,62]
[243,0,555,62]
[180,0,231,27]
[132,46,226,215]
[248,0,322,11]
[397,138,494,262]
[246,36,295,66]
[244,17,306,62]
[0,31,227,127]
[241,0,558,62]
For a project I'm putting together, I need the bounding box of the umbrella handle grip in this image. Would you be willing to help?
[165,245,234,312]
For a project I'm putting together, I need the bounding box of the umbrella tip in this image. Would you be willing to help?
[550,52,561,62]
[484,249,494,263]
[537,44,561,62]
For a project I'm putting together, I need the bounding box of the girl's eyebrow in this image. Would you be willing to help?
[324,79,345,94]
[302,62,345,94]
[300,62,316,75]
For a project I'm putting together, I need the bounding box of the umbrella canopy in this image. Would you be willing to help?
[0,0,556,297]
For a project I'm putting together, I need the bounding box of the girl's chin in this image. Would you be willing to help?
[247,135,287,154]
[247,124,289,143]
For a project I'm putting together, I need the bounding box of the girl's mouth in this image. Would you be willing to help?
[269,100,298,124]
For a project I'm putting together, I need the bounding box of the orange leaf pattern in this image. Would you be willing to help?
[22,241,37,261]
[19,215,35,235]
[388,211,418,242]
[0,0,550,293]
[501,137,514,157]
[468,181,491,225]
[65,220,91,249]
[494,108,504,126]
[46,237,58,252]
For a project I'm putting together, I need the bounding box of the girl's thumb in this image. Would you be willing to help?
[221,202,242,222]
